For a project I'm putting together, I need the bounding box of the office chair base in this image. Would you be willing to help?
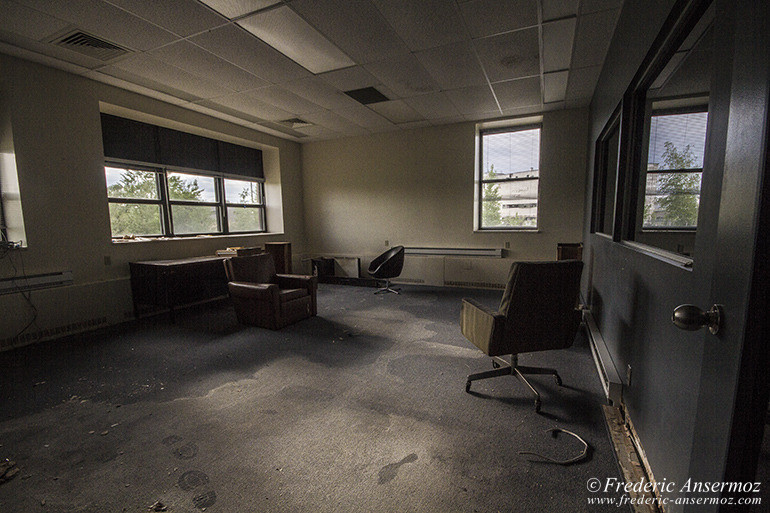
[374,279,401,294]
[465,356,562,412]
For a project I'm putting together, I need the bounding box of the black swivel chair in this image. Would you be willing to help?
[460,260,584,412]
[368,246,405,294]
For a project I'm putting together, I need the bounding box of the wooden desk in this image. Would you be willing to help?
[129,256,228,321]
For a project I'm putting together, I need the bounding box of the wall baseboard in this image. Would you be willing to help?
[584,309,623,406]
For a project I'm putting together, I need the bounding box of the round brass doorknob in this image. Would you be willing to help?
[672,304,723,334]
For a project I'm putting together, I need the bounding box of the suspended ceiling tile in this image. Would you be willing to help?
[301,110,366,134]
[290,0,411,65]
[415,41,488,90]
[403,92,461,120]
[581,0,623,15]
[99,64,201,102]
[493,76,541,110]
[542,0,579,21]
[429,115,467,126]
[543,70,568,103]
[318,66,379,92]
[110,54,228,99]
[203,91,293,121]
[0,0,69,41]
[106,0,227,37]
[237,5,354,74]
[191,99,266,123]
[150,41,268,92]
[444,85,500,115]
[565,65,601,100]
[368,100,423,124]
[398,120,433,130]
[243,85,325,116]
[542,17,576,72]
[281,76,360,111]
[190,24,311,83]
[371,0,468,51]
[198,0,282,19]
[336,102,395,129]
[572,8,620,68]
[458,0,538,38]
[295,124,340,139]
[364,55,439,98]
[474,27,539,83]
[14,0,178,51]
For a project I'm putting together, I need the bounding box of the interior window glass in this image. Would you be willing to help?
[631,4,713,258]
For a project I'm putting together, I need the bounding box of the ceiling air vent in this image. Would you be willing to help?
[51,30,130,61]
[277,118,314,129]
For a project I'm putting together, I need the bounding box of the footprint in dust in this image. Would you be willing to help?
[378,453,418,484]
[161,435,183,446]
[173,442,198,460]
[178,470,209,491]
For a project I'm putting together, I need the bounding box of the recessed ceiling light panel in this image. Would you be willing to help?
[238,6,355,74]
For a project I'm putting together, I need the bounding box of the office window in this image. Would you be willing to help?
[642,110,707,229]
[478,126,540,229]
[593,108,621,236]
[105,165,265,238]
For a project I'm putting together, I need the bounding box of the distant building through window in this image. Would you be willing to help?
[478,125,540,230]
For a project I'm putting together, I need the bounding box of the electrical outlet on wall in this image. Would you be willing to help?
[385,240,389,247]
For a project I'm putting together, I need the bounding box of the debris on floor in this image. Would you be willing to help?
[1,459,19,484]
[148,499,168,511]
[519,428,590,465]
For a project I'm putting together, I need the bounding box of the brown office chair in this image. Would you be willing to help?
[460,260,584,412]
[224,253,317,330]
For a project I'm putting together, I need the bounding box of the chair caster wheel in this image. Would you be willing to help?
[466,381,472,393]
[534,400,542,413]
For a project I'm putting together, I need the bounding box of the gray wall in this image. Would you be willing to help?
[0,54,306,348]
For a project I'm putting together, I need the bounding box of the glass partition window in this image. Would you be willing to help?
[105,165,265,238]
[478,126,541,230]
[643,111,707,228]
[593,112,621,236]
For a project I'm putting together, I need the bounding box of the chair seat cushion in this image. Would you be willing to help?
[279,288,307,303]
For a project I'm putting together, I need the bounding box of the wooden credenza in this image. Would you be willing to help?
[129,256,228,321]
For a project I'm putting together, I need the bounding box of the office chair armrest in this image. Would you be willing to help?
[460,298,505,355]
[228,281,278,301]
[276,274,317,291]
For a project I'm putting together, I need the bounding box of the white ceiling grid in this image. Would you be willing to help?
[0,0,623,141]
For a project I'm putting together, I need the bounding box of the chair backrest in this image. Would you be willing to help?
[224,253,277,284]
[497,260,584,353]
[368,246,405,278]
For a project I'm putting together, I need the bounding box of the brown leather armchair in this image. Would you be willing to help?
[224,253,317,330]
[461,260,584,412]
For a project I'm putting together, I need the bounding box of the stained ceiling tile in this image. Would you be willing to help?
[493,76,541,109]
[474,27,540,83]
[364,55,439,98]
[459,0,538,38]
[290,0,411,64]
[371,0,468,51]
[190,24,311,83]
[106,0,227,37]
[150,41,268,92]
[415,41,488,90]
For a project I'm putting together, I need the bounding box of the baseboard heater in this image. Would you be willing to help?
[0,271,74,295]
[583,309,623,406]
[404,247,503,257]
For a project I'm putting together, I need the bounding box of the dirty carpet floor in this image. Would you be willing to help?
[0,284,625,512]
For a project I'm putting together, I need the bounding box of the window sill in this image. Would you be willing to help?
[474,229,541,233]
[111,232,282,244]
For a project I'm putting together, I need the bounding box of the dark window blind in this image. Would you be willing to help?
[100,113,264,180]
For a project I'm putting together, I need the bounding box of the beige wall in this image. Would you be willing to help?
[0,54,305,348]
[301,108,589,283]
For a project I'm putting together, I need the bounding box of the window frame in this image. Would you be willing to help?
[592,104,623,238]
[476,124,542,231]
[105,160,266,238]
